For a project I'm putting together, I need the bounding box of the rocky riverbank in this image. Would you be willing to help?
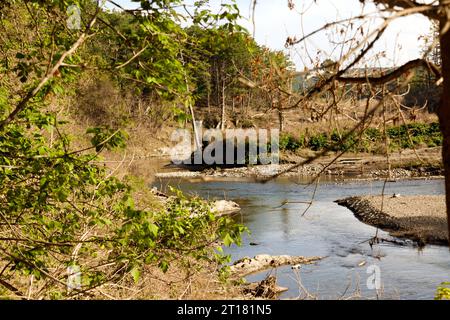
[229,254,322,278]
[155,163,444,181]
[336,195,448,245]
[150,187,240,216]
[230,254,322,299]
[155,147,444,181]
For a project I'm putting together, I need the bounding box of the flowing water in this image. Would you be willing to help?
[154,176,450,300]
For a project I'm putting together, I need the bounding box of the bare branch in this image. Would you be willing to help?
[0,10,99,130]
[336,58,442,85]
[285,25,387,111]
[368,0,441,20]
[115,44,149,69]
[0,278,26,298]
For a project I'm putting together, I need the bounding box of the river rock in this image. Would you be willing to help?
[230,254,322,278]
[210,200,241,216]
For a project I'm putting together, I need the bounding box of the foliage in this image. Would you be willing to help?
[0,0,247,299]
[86,127,129,152]
[435,282,450,300]
[308,133,330,151]
[278,122,442,154]
[279,133,304,152]
[186,25,258,108]
[116,186,247,276]
[330,130,357,152]
[387,122,442,149]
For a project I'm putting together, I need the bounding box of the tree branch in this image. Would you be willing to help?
[335,58,442,85]
[0,278,26,299]
[285,25,387,111]
[115,43,149,69]
[0,12,99,131]
[368,0,441,20]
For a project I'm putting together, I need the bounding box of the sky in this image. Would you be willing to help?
[105,0,433,70]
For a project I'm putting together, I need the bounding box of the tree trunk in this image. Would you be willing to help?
[221,81,226,130]
[438,12,450,246]
[278,109,284,132]
[277,91,284,132]
[207,87,211,113]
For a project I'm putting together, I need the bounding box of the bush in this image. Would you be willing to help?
[435,282,450,300]
[330,130,358,152]
[387,122,442,150]
[0,108,246,298]
[308,133,329,151]
[364,127,382,141]
[278,123,442,154]
[279,133,303,151]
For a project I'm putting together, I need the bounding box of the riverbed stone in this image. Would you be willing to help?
[210,200,241,216]
[230,254,322,278]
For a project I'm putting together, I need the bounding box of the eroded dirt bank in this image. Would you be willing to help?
[336,195,448,245]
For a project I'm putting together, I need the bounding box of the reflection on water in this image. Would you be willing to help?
[154,177,450,300]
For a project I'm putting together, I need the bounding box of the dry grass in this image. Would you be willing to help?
[135,261,245,300]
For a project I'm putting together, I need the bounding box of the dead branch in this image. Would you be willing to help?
[336,58,441,85]
[368,0,441,20]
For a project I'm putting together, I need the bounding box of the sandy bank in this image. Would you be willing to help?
[336,195,448,245]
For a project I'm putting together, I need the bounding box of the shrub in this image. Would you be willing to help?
[330,130,358,152]
[364,127,382,141]
[0,110,246,298]
[308,133,329,151]
[387,122,442,150]
[278,122,442,154]
[279,133,303,151]
[435,282,450,300]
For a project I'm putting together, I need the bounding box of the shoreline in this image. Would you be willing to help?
[336,195,448,246]
[154,147,444,181]
[155,163,444,182]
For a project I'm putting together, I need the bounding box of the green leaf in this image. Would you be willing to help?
[159,261,169,273]
[223,233,234,247]
[148,223,159,238]
[131,266,140,284]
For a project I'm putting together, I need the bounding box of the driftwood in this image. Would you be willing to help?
[241,275,288,299]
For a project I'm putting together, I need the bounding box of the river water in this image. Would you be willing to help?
[154,177,450,300]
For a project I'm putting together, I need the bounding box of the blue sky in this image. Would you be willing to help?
[105,0,432,70]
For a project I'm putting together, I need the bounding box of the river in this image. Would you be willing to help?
[154,177,450,300]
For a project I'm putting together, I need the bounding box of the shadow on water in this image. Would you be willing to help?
[154,177,450,300]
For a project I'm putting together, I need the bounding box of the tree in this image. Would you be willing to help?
[0,0,245,299]
[186,26,258,126]
[421,21,441,66]
[281,0,450,245]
